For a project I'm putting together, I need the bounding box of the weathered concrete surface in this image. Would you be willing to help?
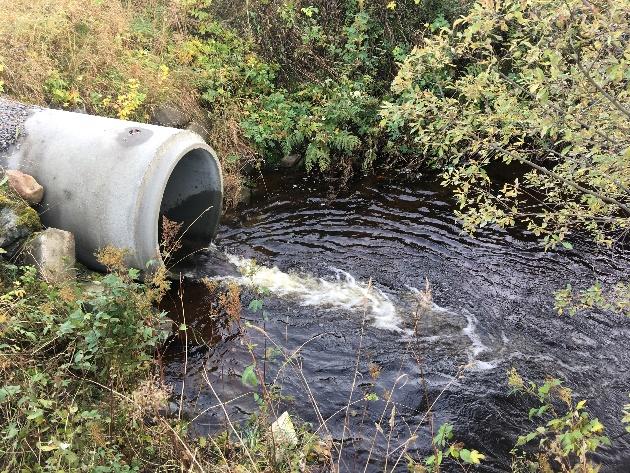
[23,228,76,283]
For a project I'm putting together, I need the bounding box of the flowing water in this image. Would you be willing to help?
[163,171,630,472]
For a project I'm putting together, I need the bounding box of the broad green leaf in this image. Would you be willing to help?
[241,364,258,388]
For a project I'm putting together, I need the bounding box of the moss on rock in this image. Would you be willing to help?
[0,183,42,246]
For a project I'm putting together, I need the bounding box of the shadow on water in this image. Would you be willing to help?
[162,171,630,472]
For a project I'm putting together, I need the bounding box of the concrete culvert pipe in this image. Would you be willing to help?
[0,97,223,270]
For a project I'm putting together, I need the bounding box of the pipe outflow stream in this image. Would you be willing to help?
[0,98,223,270]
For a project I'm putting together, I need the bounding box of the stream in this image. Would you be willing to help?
[163,171,630,472]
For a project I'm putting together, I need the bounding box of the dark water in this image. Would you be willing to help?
[163,171,630,472]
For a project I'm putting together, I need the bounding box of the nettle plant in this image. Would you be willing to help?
[381,0,630,248]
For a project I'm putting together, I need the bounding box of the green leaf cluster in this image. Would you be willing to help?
[0,262,172,471]
[381,0,630,250]
[508,369,611,472]
[407,422,485,471]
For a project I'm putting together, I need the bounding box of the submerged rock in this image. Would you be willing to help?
[23,228,76,283]
[6,170,44,204]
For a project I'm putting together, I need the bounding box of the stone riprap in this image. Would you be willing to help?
[0,97,37,154]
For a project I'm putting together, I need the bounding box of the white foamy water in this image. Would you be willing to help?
[222,254,402,331]
[462,309,497,371]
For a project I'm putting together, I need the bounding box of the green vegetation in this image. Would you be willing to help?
[381,0,630,250]
[0,251,326,471]
[0,0,200,122]
[1,0,629,471]
[407,423,485,472]
[508,369,610,473]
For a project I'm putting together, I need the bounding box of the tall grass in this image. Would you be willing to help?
[0,0,199,118]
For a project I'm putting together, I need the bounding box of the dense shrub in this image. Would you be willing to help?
[380,0,630,249]
[0,259,175,470]
[222,0,470,173]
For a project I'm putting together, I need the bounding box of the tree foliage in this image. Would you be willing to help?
[381,0,630,249]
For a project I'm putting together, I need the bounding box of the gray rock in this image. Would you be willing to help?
[279,153,303,168]
[0,207,34,247]
[241,161,257,176]
[6,170,44,204]
[23,228,76,283]
[151,104,190,128]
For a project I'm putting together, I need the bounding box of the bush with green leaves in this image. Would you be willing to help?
[381,0,630,249]
[0,262,177,471]
[240,6,383,172]
[381,0,630,314]
[507,369,610,473]
[193,0,470,173]
[406,422,485,472]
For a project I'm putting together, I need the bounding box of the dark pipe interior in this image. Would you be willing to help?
[159,148,222,263]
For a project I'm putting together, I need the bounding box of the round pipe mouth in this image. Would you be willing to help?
[157,146,222,267]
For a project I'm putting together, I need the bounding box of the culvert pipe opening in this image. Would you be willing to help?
[1,98,223,270]
[159,148,222,265]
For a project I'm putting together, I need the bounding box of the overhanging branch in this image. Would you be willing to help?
[488,143,630,216]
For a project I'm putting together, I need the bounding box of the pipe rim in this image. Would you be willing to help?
[136,133,223,270]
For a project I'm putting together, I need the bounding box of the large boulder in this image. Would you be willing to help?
[186,117,212,142]
[6,169,44,204]
[279,154,303,168]
[22,228,76,283]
